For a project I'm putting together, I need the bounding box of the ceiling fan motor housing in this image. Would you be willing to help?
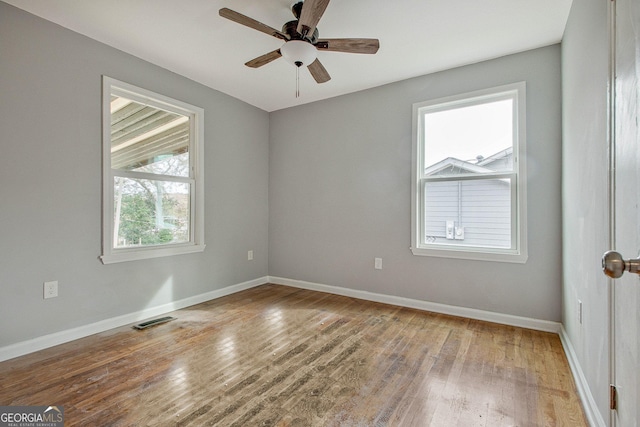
[282,20,319,43]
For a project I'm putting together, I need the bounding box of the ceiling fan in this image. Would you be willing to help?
[219,0,380,84]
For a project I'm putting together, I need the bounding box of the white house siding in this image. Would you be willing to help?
[424,180,460,238]
[424,178,511,248]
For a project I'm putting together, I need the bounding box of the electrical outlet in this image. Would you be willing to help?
[374,258,382,270]
[248,250,253,261]
[446,221,455,239]
[44,281,58,299]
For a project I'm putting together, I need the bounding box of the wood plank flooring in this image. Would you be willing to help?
[0,284,587,426]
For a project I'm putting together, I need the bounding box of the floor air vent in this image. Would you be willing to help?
[133,316,175,330]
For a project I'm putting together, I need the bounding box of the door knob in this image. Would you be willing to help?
[602,250,640,278]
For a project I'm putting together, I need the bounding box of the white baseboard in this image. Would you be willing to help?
[559,327,607,427]
[0,276,268,363]
[268,276,562,333]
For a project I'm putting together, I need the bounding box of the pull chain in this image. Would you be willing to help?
[295,61,302,98]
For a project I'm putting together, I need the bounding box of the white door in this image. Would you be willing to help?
[605,0,640,425]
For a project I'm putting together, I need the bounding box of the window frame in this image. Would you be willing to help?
[410,82,527,263]
[100,76,205,264]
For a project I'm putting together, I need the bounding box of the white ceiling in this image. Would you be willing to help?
[4,0,573,112]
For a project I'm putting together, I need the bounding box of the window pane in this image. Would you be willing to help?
[110,96,190,177]
[423,178,511,249]
[113,177,190,248]
[424,99,513,172]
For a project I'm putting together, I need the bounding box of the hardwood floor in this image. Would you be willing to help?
[0,284,587,426]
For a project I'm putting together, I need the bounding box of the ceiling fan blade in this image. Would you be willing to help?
[316,38,380,54]
[307,58,331,83]
[296,0,330,37]
[219,8,288,41]
[245,49,282,68]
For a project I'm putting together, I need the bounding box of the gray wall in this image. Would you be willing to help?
[561,0,611,422]
[269,45,563,321]
[0,3,270,346]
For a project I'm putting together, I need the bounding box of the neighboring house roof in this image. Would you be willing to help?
[476,147,513,171]
[425,147,513,176]
[424,157,493,176]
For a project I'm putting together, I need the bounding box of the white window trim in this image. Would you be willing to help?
[410,82,528,263]
[100,76,205,264]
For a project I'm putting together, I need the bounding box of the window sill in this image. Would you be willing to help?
[100,243,206,264]
[410,246,527,264]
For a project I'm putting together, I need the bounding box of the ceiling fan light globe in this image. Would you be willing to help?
[280,40,317,67]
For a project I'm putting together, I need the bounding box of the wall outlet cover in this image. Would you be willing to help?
[44,281,58,299]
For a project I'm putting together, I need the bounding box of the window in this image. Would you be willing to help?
[100,77,205,264]
[411,83,527,263]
